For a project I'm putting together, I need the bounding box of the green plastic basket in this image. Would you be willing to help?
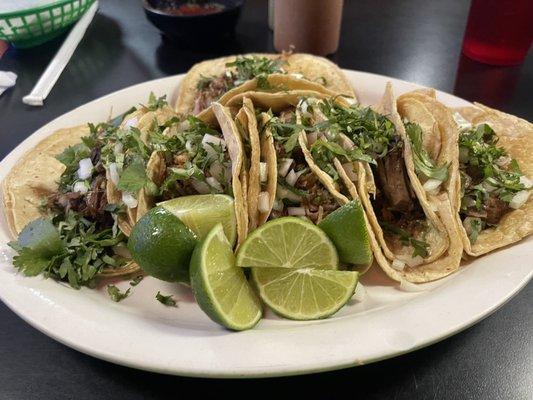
[0,0,96,48]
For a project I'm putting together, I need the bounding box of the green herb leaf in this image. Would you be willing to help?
[405,122,449,181]
[225,56,286,87]
[380,221,429,258]
[146,92,167,111]
[130,275,144,286]
[156,291,177,307]
[117,161,148,193]
[107,285,131,302]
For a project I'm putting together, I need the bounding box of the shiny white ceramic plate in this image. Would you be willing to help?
[0,70,531,378]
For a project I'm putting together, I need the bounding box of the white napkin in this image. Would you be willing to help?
[0,71,17,97]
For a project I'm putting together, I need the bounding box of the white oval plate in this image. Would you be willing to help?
[0,70,531,378]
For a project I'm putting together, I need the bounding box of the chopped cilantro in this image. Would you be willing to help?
[146,92,167,111]
[459,123,528,213]
[107,285,131,302]
[405,122,448,181]
[225,56,286,87]
[156,291,177,307]
[117,161,149,194]
[380,221,429,258]
[129,275,144,286]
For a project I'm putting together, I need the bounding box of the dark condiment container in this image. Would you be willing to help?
[143,0,244,45]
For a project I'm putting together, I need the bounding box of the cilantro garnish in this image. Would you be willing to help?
[459,123,528,213]
[467,218,483,244]
[117,161,149,193]
[405,122,448,181]
[129,275,144,286]
[156,291,177,307]
[9,212,127,289]
[380,221,429,258]
[225,56,286,87]
[107,285,131,302]
[317,100,399,160]
[146,92,168,111]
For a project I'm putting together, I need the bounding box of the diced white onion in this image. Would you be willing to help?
[285,169,298,186]
[344,97,357,106]
[495,156,511,168]
[272,199,284,211]
[423,178,442,194]
[290,73,304,79]
[403,255,424,267]
[399,280,427,292]
[122,192,138,208]
[114,142,123,155]
[72,181,89,194]
[519,176,532,189]
[453,112,472,130]
[352,283,367,302]
[206,176,223,192]
[482,181,497,193]
[259,162,268,183]
[202,134,226,157]
[286,168,307,186]
[209,161,224,180]
[276,184,302,202]
[258,192,270,213]
[307,131,318,145]
[191,180,211,194]
[342,162,357,181]
[77,158,93,180]
[123,117,138,128]
[185,140,195,153]
[108,162,120,185]
[278,158,293,177]
[287,207,306,216]
[509,190,530,209]
[392,259,406,271]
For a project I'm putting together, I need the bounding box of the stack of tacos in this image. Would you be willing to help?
[3,53,531,288]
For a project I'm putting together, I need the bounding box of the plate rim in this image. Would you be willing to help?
[0,69,531,378]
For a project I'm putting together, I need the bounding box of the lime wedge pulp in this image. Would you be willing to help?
[252,267,358,320]
[159,194,237,246]
[235,217,339,270]
[318,200,373,268]
[190,224,262,331]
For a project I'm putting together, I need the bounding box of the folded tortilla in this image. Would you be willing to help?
[2,125,140,278]
[174,53,356,117]
[452,103,533,256]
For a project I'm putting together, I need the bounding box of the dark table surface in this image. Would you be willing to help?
[0,0,532,398]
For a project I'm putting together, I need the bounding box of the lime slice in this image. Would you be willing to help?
[159,194,237,246]
[190,224,262,331]
[128,206,197,283]
[252,267,358,320]
[318,200,373,269]
[236,217,339,270]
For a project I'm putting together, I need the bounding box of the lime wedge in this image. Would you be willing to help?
[128,206,197,283]
[252,267,358,320]
[190,224,262,331]
[159,194,237,246]
[318,200,373,268]
[235,217,339,270]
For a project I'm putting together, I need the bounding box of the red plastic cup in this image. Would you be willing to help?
[462,0,533,66]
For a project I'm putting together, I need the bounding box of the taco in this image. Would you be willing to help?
[174,53,356,117]
[3,94,247,287]
[223,91,356,229]
[245,86,462,282]
[450,103,532,256]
